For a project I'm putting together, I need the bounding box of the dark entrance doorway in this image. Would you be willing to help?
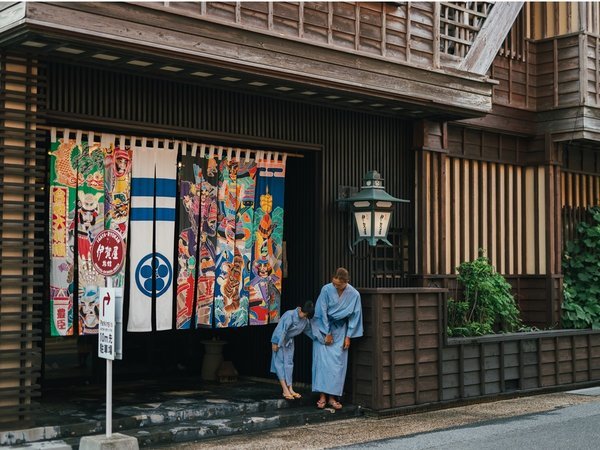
[41,147,320,390]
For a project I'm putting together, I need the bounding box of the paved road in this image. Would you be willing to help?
[339,401,600,450]
[171,390,600,449]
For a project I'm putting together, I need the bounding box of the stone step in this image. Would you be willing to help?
[65,404,360,449]
[1,397,302,446]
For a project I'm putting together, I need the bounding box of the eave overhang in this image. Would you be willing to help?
[1,1,495,121]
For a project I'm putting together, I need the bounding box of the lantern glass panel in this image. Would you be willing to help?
[376,201,392,208]
[353,201,370,208]
[373,212,391,238]
[354,211,372,237]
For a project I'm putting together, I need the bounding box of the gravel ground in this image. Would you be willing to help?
[165,392,599,449]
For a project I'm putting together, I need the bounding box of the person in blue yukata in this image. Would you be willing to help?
[310,267,363,410]
[270,300,315,400]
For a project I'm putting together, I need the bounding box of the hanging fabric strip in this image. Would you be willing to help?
[76,140,106,335]
[128,141,178,331]
[175,154,202,329]
[213,158,240,328]
[249,152,287,325]
[233,157,258,327]
[104,135,132,288]
[195,152,219,327]
[128,142,155,332]
[154,141,178,330]
[49,132,80,336]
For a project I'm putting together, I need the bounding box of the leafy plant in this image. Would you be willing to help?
[447,252,523,337]
[562,207,600,330]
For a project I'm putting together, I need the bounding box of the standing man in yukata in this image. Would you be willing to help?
[310,267,363,410]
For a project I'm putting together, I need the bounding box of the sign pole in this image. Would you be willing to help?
[106,275,113,438]
[81,229,137,450]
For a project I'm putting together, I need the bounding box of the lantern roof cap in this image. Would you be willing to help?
[339,171,409,203]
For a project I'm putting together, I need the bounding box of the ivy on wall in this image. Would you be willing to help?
[562,207,600,330]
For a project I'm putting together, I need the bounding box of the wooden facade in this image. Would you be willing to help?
[353,289,600,414]
[1,1,600,425]
[0,53,44,423]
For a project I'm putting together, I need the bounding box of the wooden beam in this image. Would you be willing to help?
[459,2,524,75]
[16,1,494,116]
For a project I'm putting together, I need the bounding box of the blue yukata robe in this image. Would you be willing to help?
[270,308,309,385]
[310,283,363,396]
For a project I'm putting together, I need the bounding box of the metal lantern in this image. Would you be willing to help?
[339,171,409,247]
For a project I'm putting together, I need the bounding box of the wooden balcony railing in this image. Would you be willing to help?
[439,1,493,58]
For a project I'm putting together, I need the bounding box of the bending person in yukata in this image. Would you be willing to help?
[310,267,363,410]
[270,300,315,400]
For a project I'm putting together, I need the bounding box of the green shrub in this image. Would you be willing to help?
[562,207,600,330]
[447,253,523,337]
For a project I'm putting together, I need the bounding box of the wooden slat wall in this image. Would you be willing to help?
[561,144,600,245]
[352,289,444,411]
[354,290,600,413]
[167,2,437,67]
[443,331,600,401]
[530,2,581,40]
[416,127,551,277]
[0,53,44,424]
[585,34,600,107]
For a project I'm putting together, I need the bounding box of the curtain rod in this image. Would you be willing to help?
[38,125,304,159]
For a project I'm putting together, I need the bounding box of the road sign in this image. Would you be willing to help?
[91,229,125,277]
[98,287,116,360]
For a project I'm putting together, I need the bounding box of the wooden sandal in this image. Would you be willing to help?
[283,393,295,400]
[316,398,326,409]
[328,399,343,410]
[291,392,302,399]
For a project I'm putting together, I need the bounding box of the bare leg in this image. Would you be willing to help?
[279,379,293,398]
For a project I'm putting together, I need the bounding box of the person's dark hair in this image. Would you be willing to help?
[301,300,315,319]
[332,267,350,282]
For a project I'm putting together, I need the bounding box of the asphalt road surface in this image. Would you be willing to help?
[339,401,600,450]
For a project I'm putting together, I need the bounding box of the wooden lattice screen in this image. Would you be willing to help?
[440,1,493,58]
[0,52,45,424]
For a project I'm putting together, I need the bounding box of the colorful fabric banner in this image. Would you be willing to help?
[214,159,240,328]
[49,137,80,336]
[195,154,219,327]
[234,159,257,326]
[176,155,201,329]
[49,130,289,334]
[76,142,105,334]
[104,141,132,288]
[128,141,178,332]
[249,153,286,325]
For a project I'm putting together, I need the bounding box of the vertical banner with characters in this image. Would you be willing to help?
[249,152,287,325]
[233,154,257,327]
[49,131,80,336]
[175,145,201,329]
[128,140,178,332]
[213,155,240,328]
[104,135,132,288]
[195,147,219,327]
[76,137,106,335]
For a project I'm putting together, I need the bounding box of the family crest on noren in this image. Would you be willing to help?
[270,267,363,409]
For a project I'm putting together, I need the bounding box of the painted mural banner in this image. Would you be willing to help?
[49,131,288,334]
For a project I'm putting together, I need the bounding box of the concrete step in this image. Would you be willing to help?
[65,404,360,448]
[1,397,298,446]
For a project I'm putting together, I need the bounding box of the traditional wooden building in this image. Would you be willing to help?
[1,1,599,424]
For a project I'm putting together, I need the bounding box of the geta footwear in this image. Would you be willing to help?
[327,398,342,410]
[283,393,295,400]
[316,398,326,409]
[291,392,302,399]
